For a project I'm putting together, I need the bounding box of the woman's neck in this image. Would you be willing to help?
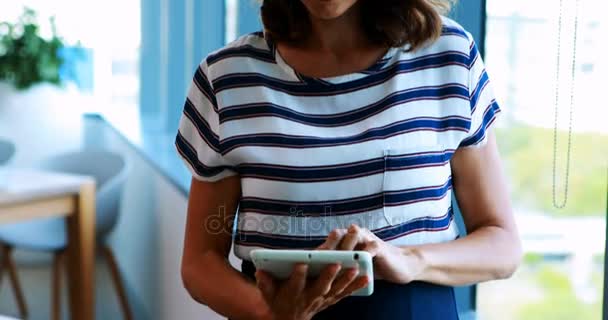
[303,3,371,54]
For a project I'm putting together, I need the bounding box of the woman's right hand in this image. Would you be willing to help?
[255,263,369,320]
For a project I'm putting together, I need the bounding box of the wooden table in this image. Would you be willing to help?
[0,169,96,320]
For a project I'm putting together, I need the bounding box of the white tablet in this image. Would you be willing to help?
[250,249,374,296]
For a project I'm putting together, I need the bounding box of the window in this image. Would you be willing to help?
[479,0,607,318]
[108,0,141,113]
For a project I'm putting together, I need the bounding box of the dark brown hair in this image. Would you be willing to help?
[261,0,455,52]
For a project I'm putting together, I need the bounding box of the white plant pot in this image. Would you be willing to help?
[0,81,68,114]
[0,81,93,126]
[0,82,90,167]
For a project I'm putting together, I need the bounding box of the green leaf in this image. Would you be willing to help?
[0,7,70,90]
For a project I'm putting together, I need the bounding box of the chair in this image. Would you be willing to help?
[0,151,132,320]
[0,139,16,165]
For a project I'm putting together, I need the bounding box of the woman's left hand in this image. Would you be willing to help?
[318,224,424,284]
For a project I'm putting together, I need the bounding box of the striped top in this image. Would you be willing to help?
[175,17,501,260]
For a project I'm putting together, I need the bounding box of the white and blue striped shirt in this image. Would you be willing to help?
[175,18,500,260]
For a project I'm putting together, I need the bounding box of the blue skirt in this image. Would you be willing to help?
[241,260,460,320]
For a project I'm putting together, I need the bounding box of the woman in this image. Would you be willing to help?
[175,0,522,319]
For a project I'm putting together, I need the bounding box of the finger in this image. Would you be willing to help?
[325,267,359,297]
[308,263,341,298]
[318,273,368,312]
[334,275,370,300]
[338,225,363,251]
[255,270,276,302]
[360,240,381,258]
[318,229,347,250]
[283,263,308,297]
[310,298,327,314]
[303,264,341,312]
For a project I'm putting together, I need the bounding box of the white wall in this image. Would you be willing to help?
[155,174,228,320]
[0,84,86,167]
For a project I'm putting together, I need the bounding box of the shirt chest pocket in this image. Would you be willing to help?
[381,145,453,227]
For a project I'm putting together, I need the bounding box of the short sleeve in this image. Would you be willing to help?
[459,35,502,148]
[174,63,238,182]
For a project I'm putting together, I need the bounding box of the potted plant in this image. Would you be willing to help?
[0,7,93,122]
[0,8,66,90]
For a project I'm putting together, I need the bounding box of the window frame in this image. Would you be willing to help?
[604,176,608,320]
[140,0,225,132]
